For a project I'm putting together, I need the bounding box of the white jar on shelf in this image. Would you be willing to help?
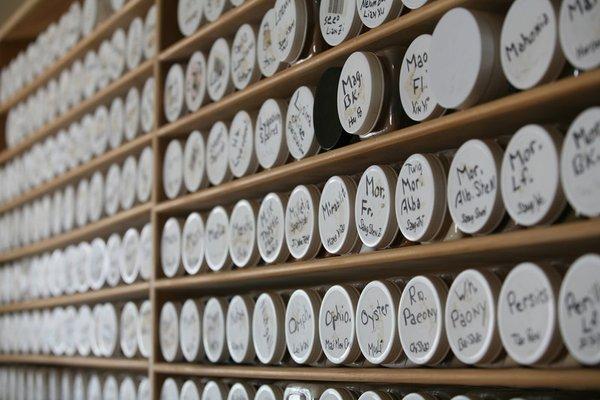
[138,222,153,281]
[165,63,186,123]
[163,139,185,199]
[226,294,255,363]
[207,38,234,102]
[182,212,207,275]
[229,199,260,268]
[125,86,141,141]
[206,121,232,186]
[120,155,138,210]
[138,299,152,358]
[203,297,229,362]
[255,98,289,170]
[143,5,157,60]
[126,17,144,71]
[161,217,183,278]
[205,206,232,271]
[120,301,139,358]
[160,301,182,362]
[180,298,205,362]
[231,24,261,90]
[178,0,205,37]
[136,146,154,203]
[228,110,258,178]
[183,130,208,193]
[185,51,208,113]
[121,227,141,284]
[253,292,286,364]
[141,77,155,133]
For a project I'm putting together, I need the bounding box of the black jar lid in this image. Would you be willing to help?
[314,67,351,150]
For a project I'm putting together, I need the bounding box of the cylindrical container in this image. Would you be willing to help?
[286,86,320,160]
[119,301,139,358]
[161,217,184,278]
[206,121,232,186]
[559,0,600,70]
[75,178,89,228]
[109,97,125,149]
[229,199,260,268]
[257,9,284,78]
[119,377,137,400]
[183,130,208,193]
[227,383,255,400]
[185,51,208,112]
[98,302,119,357]
[143,5,157,60]
[285,184,321,260]
[106,233,122,287]
[103,375,118,400]
[76,305,94,357]
[253,292,287,364]
[226,294,255,363]
[87,237,109,291]
[356,0,403,29]
[257,192,289,264]
[402,0,428,9]
[161,377,180,400]
[141,77,155,133]
[138,299,152,358]
[111,28,127,81]
[318,176,359,255]
[205,0,230,22]
[88,171,104,223]
[231,24,261,90]
[104,164,121,216]
[136,146,154,203]
[125,86,141,141]
[164,63,187,123]
[178,0,205,37]
[207,38,234,102]
[120,155,138,210]
[126,17,144,71]
[82,0,112,36]
[229,110,259,178]
[202,381,228,400]
[120,227,141,284]
[180,298,205,362]
[255,98,289,169]
[160,301,182,362]
[285,288,323,364]
[163,139,185,200]
[181,379,202,400]
[273,0,309,63]
[205,206,232,271]
[182,212,207,275]
[203,297,229,362]
[319,0,362,47]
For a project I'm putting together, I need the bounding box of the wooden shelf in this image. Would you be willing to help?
[0,281,149,314]
[0,0,72,42]
[0,355,148,371]
[0,202,152,263]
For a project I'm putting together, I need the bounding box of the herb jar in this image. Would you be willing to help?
[186,51,208,113]
[258,9,285,78]
[207,121,233,186]
[256,98,290,170]
[319,176,359,255]
[286,86,320,160]
[232,24,262,90]
[164,63,187,123]
[180,298,205,362]
[163,139,185,199]
[160,301,183,362]
[205,206,233,271]
[559,0,600,71]
[229,199,261,268]
[182,212,207,275]
[203,297,229,362]
[285,184,321,260]
[119,301,139,358]
[285,288,323,364]
[161,217,184,278]
[229,110,259,178]
[253,292,287,364]
[207,38,234,102]
[178,0,205,37]
[226,295,255,363]
[257,192,289,264]
[319,0,363,47]
[183,130,208,193]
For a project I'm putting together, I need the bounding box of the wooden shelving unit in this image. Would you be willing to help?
[0,0,598,399]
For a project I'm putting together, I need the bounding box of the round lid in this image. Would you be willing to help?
[315,67,349,150]
[257,192,288,264]
[398,275,450,365]
[161,217,183,278]
[355,165,398,249]
[105,164,121,216]
[106,233,122,287]
[227,383,255,400]
[137,146,154,203]
[76,242,91,293]
[396,153,448,242]
[285,289,322,364]
[255,98,289,169]
[357,392,394,400]
[560,107,600,217]
[447,139,505,235]
[126,17,143,71]
[319,284,362,364]
[285,184,321,260]
[204,0,228,22]
[202,381,227,400]
[226,294,255,363]
[120,155,138,210]
[356,0,403,28]
[180,299,204,361]
[181,379,201,400]
[207,38,233,102]
[319,388,356,400]
[257,9,282,78]
[182,212,206,274]
[120,301,139,358]
[103,375,118,400]
[319,0,363,46]
[183,130,207,193]
[498,262,562,365]
[445,269,503,365]
[402,394,437,400]
[119,377,137,400]
[231,24,260,90]
[178,0,205,37]
[163,139,184,199]
[76,304,93,356]
[160,301,181,362]
[206,121,232,186]
[229,199,260,268]
[337,51,384,136]
[402,0,428,9]
[185,51,208,112]
[73,371,85,400]
[88,171,104,222]
[500,0,564,90]
[161,378,180,400]
[121,227,141,284]
[75,178,89,228]
[139,377,151,400]
[253,292,286,364]
[229,110,258,178]
[318,175,358,255]
[205,206,232,271]
[286,86,319,160]
[273,0,308,63]
[144,5,157,59]
[559,0,600,70]
[138,299,152,358]
[100,303,118,356]
[88,238,108,290]
[111,29,126,80]
[164,63,186,123]
[125,86,141,140]
[203,297,228,362]
[399,34,444,122]
[92,105,110,156]
[141,77,155,133]
[88,374,101,400]
[501,124,565,226]
[559,253,600,365]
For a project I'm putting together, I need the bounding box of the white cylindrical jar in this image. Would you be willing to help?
[185,51,208,113]
[231,24,261,90]
[160,301,182,362]
[559,0,600,70]
[253,292,286,364]
[161,217,183,278]
[182,212,206,275]
[203,297,229,362]
[164,63,187,123]
[255,98,289,169]
[126,17,144,71]
[257,9,283,78]
[228,110,258,178]
[285,289,322,364]
[178,0,205,37]
[356,0,403,29]
[104,163,121,216]
[285,184,321,260]
[205,206,232,271]
[120,301,139,358]
[141,77,155,133]
[226,294,255,363]
[206,121,232,186]
[229,199,260,268]
[125,86,141,141]
[183,130,207,193]
[120,155,138,210]
[257,192,289,264]
[120,227,141,284]
[286,86,319,160]
[180,298,205,362]
[207,38,234,102]
[138,299,152,358]
[318,176,359,255]
[163,139,185,200]
[319,0,362,47]
[136,146,154,203]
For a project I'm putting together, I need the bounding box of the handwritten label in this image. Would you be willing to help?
[229,111,255,178]
[203,298,226,362]
[232,24,257,89]
[319,0,359,46]
[180,300,202,361]
[253,293,283,363]
[256,99,285,169]
[355,166,395,248]
[178,0,203,36]
[319,176,354,254]
[226,295,252,363]
[183,131,206,192]
[163,140,183,199]
[319,286,357,363]
[273,0,303,63]
[286,86,316,160]
[337,52,371,134]
[285,290,318,363]
[182,213,204,274]
[285,185,316,259]
[357,0,401,28]
[229,200,256,267]
[160,218,181,278]
[120,156,137,210]
[257,9,281,77]
[164,64,184,123]
[257,194,285,263]
[205,207,230,271]
[185,51,207,112]
[205,0,226,22]
[136,146,153,203]
[207,38,230,101]
[559,0,600,70]
[206,122,230,186]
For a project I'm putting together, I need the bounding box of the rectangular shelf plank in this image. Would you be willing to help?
[0,355,148,371]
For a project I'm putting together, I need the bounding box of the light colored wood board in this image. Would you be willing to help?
[0,202,152,263]
[154,219,600,295]
[0,282,150,314]
[0,355,148,371]
[0,0,71,42]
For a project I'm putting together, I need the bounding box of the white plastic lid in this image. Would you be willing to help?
[120,301,139,358]
[105,164,121,216]
[185,51,208,112]
[121,227,141,284]
[139,378,151,400]
[206,121,232,186]
[119,377,137,400]
[398,275,449,365]
[160,301,181,362]
[88,238,108,290]
[205,206,232,271]
[207,38,233,102]
[111,28,126,80]
[164,63,186,123]
[125,86,141,141]
[319,0,362,46]
[273,0,308,63]
[180,299,204,361]
[120,155,138,210]
[445,269,502,365]
[226,294,255,363]
[103,375,118,400]
[141,77,155,133]
[231,24,260,90]
[88,171,104,223]
[255,98,289,169]
[357,0,403,28]
[204,0,228,22]
[178,0,205,37]
[256,385,283,400]
[285,184,321,260]
[318,176,358,255]
[357,391,393,400]
[202,381,227,400]
[183,130,207,193]
[182,212,206,274]
[92,105,110,156]
[161,378,180,400]
[138,299,152,358]
[229,110,258,178]
[161,217,183,278]
[126,17,143,71]
[88,374,101,400]
[181,379,201,400]
[402,0,428,9]
[137,146,154,203]
[560,107,600,217]
[337,51,384,136]
[257,192,289,264]
[253,292,286,364]
[500,0,564,90]
[203,297,228,362]
[501,124,565,226]
[319,388,356,400]
[229,199,260,268]
[144,5,157,59]
[228,383,255,400]
[106,233,122,287]
[285,289,322,364]
[257,9,283,77]
[399,34,444,122]
[559,253,600,365]
[559,0,600,70]
[76,305,93,356]
[447,139,505,235]
[163,139,184,199]
[286,86,319,160]
[75,178,89,228]
[319,284,361,364]
[100,303,118,356]
[498,262,562,365]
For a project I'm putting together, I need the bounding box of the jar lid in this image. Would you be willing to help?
[161,217,183,278]
[87,374,101,400]
[207,38,233,102]
[178,0,205,37]
[318,175,358,255]
[286,86,319,160]
[163,139,184,200]
[500,124,566,226]
[319,0,362,46]
[76,305,93,356]
[445,269,502,365]
[111,29,126,80]
[257,9,283,78]
[161,378,180,400]
[88,238,108,290]
[273,0,308,63]
[447,139,505,235]
[126,17,143,71]
[402,394,437,400]
[106,234,122,287]
[92,105,109,156]
[76,242,91,293]
[319,284,362,364]
[285,184,321,260]
[357,392,394,400]
[138,378,150,400]
[229,110,259,178]
[231,24,260,90]
[402,0,428,9]
[285,289,322,364]
[320,388,356,400]
[125,86,140,140]
[180,299,205,362]
[75,178,89,228]
[119,377,136,400]
[398,275,449,365]
[255,98,289,169]
[498,262,562,365]
[560,107,600,217]
[500,0,564,90]
[185,51,208,112]
[181,379,201,400]
[203,297,229,362]
[160,301,181,362]
[227,382,256,400]
[138,299,152,358]
[399,34,444,122]
[229,199,260,268]
[100,303,118,356]
[120,155,138,210]
[202,381,228,400]
[204,0,229,22]
[183,130,208,193]
[88,171,104,222]
[226,294,255,363]
[559,253,600,365]
[120,301,139,358]
[136,146,154,203]
[121,227,141,284]
[141,77,155,133]
[143,5,157,59]
[253,292,287,364]
[182,212,206,274]
[559,0,600,70]
[257,192,289,264]
[164,63,186,123]
[337,52,384,137]
[357,0,403,28]
[206,121,232,186]
[205,206,232,271]
[103,375,118,400]
[104,164,121,216]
